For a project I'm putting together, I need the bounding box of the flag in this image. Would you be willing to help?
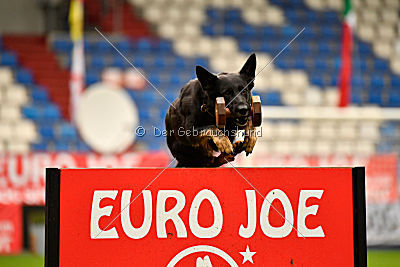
[69,0,85,122]
[338,0,356,107]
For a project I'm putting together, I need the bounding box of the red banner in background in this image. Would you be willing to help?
[236,153,399,204]
[0,152,170,205]
[0,152,397,205]
[0,204,22,254]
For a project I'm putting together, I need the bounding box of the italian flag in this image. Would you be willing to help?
[338,0,356,107]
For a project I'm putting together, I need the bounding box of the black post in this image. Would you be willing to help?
[45,168,60,267]
[352,167,367,267]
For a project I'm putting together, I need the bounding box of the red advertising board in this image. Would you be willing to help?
[0,152,170,205]
[0,204,22,254]
[45,167,366,266]
[0,153,395,205]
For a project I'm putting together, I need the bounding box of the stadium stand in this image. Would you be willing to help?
[0,36,91,153]
[0,0,399,156]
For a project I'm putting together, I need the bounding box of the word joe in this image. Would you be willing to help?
[90,189,325,239]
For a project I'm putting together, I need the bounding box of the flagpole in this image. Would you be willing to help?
[69,0,85,123]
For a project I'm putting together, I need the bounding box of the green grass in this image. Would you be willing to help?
[0,252,44,267]
[0,250,399,266]
[368,250,400,267]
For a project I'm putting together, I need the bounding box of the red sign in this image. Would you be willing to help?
[0,153,395,205]
[0,204,22,254]
[46,168,366,266]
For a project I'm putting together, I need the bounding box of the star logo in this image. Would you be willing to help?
[239,245,256,264]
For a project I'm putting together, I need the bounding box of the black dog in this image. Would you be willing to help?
[165,54,257,167]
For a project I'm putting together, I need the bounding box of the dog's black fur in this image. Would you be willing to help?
[165,54,258,167]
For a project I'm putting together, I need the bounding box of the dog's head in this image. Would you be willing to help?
[196,53,256,127]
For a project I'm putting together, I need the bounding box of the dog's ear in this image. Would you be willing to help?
[239,53,256,84]
[196,66,218,92]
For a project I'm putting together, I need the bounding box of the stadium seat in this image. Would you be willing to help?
[388,92,400,107]
[53,39,72,53]
[0,52,18,67]
[58,123,78,141]
[31,88,49,103]
[16,69,34,85]
[43,105,61,121]
[31,141,49,151]
[39,125,55,139]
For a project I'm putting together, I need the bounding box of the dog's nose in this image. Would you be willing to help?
[236,105,249,116]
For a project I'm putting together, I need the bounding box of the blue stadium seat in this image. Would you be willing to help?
[194,58,208,68]
[84,40,94,52]
[115,40,131,53]
[153,57,167,69]
[111,56,130,68]
[376,141,393,153]
[16,68,34,84]
[31,141,49,151]
[388,92,400,107]
[281,26,296,36]
[298,43,311,54]
[54,141,70,151]
[31,89,49,103]
[321,26,338,39]
[374,59,389,72]
[357,42,371,54]
[380,122,398,137]
[294,58,307,69]
[310,75,324,87]
[391,76,400,87]
[206,8,222,20]
[314,59,327,71]
[148,73,162,87]
[39,125,55,139]
[173,57,189,68]
[302,27,315,39]
[260,92,282,106]
[58,123,78,141]
[130,91,157,107]
[370,75,385,89]
[353,59,367,72]
[94,40,113,53]
[43,105,61,120]
[368,91,383,105]
[22,105,41,120]
[131,56,145,68]
[305,10,318,22]
[262,27,275,37]
[158,40,172,52]
[226,9,241,22]
[224,24,237,36]
[275,59,290,69]
[352,76,364,88]
[91,57,106,69]
[1,52,17,67]
[243,25,256,37]
[77,140,91,151]
[351,92,363,105]
[317,43,331,54]
[85,70,101,85]
[328,75,338,86]
[136,39,152,52]
[53,40,71,53]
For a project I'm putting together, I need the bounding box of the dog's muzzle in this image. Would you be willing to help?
[233,116,248,127]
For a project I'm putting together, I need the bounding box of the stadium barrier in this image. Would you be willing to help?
[45,167,366,266]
